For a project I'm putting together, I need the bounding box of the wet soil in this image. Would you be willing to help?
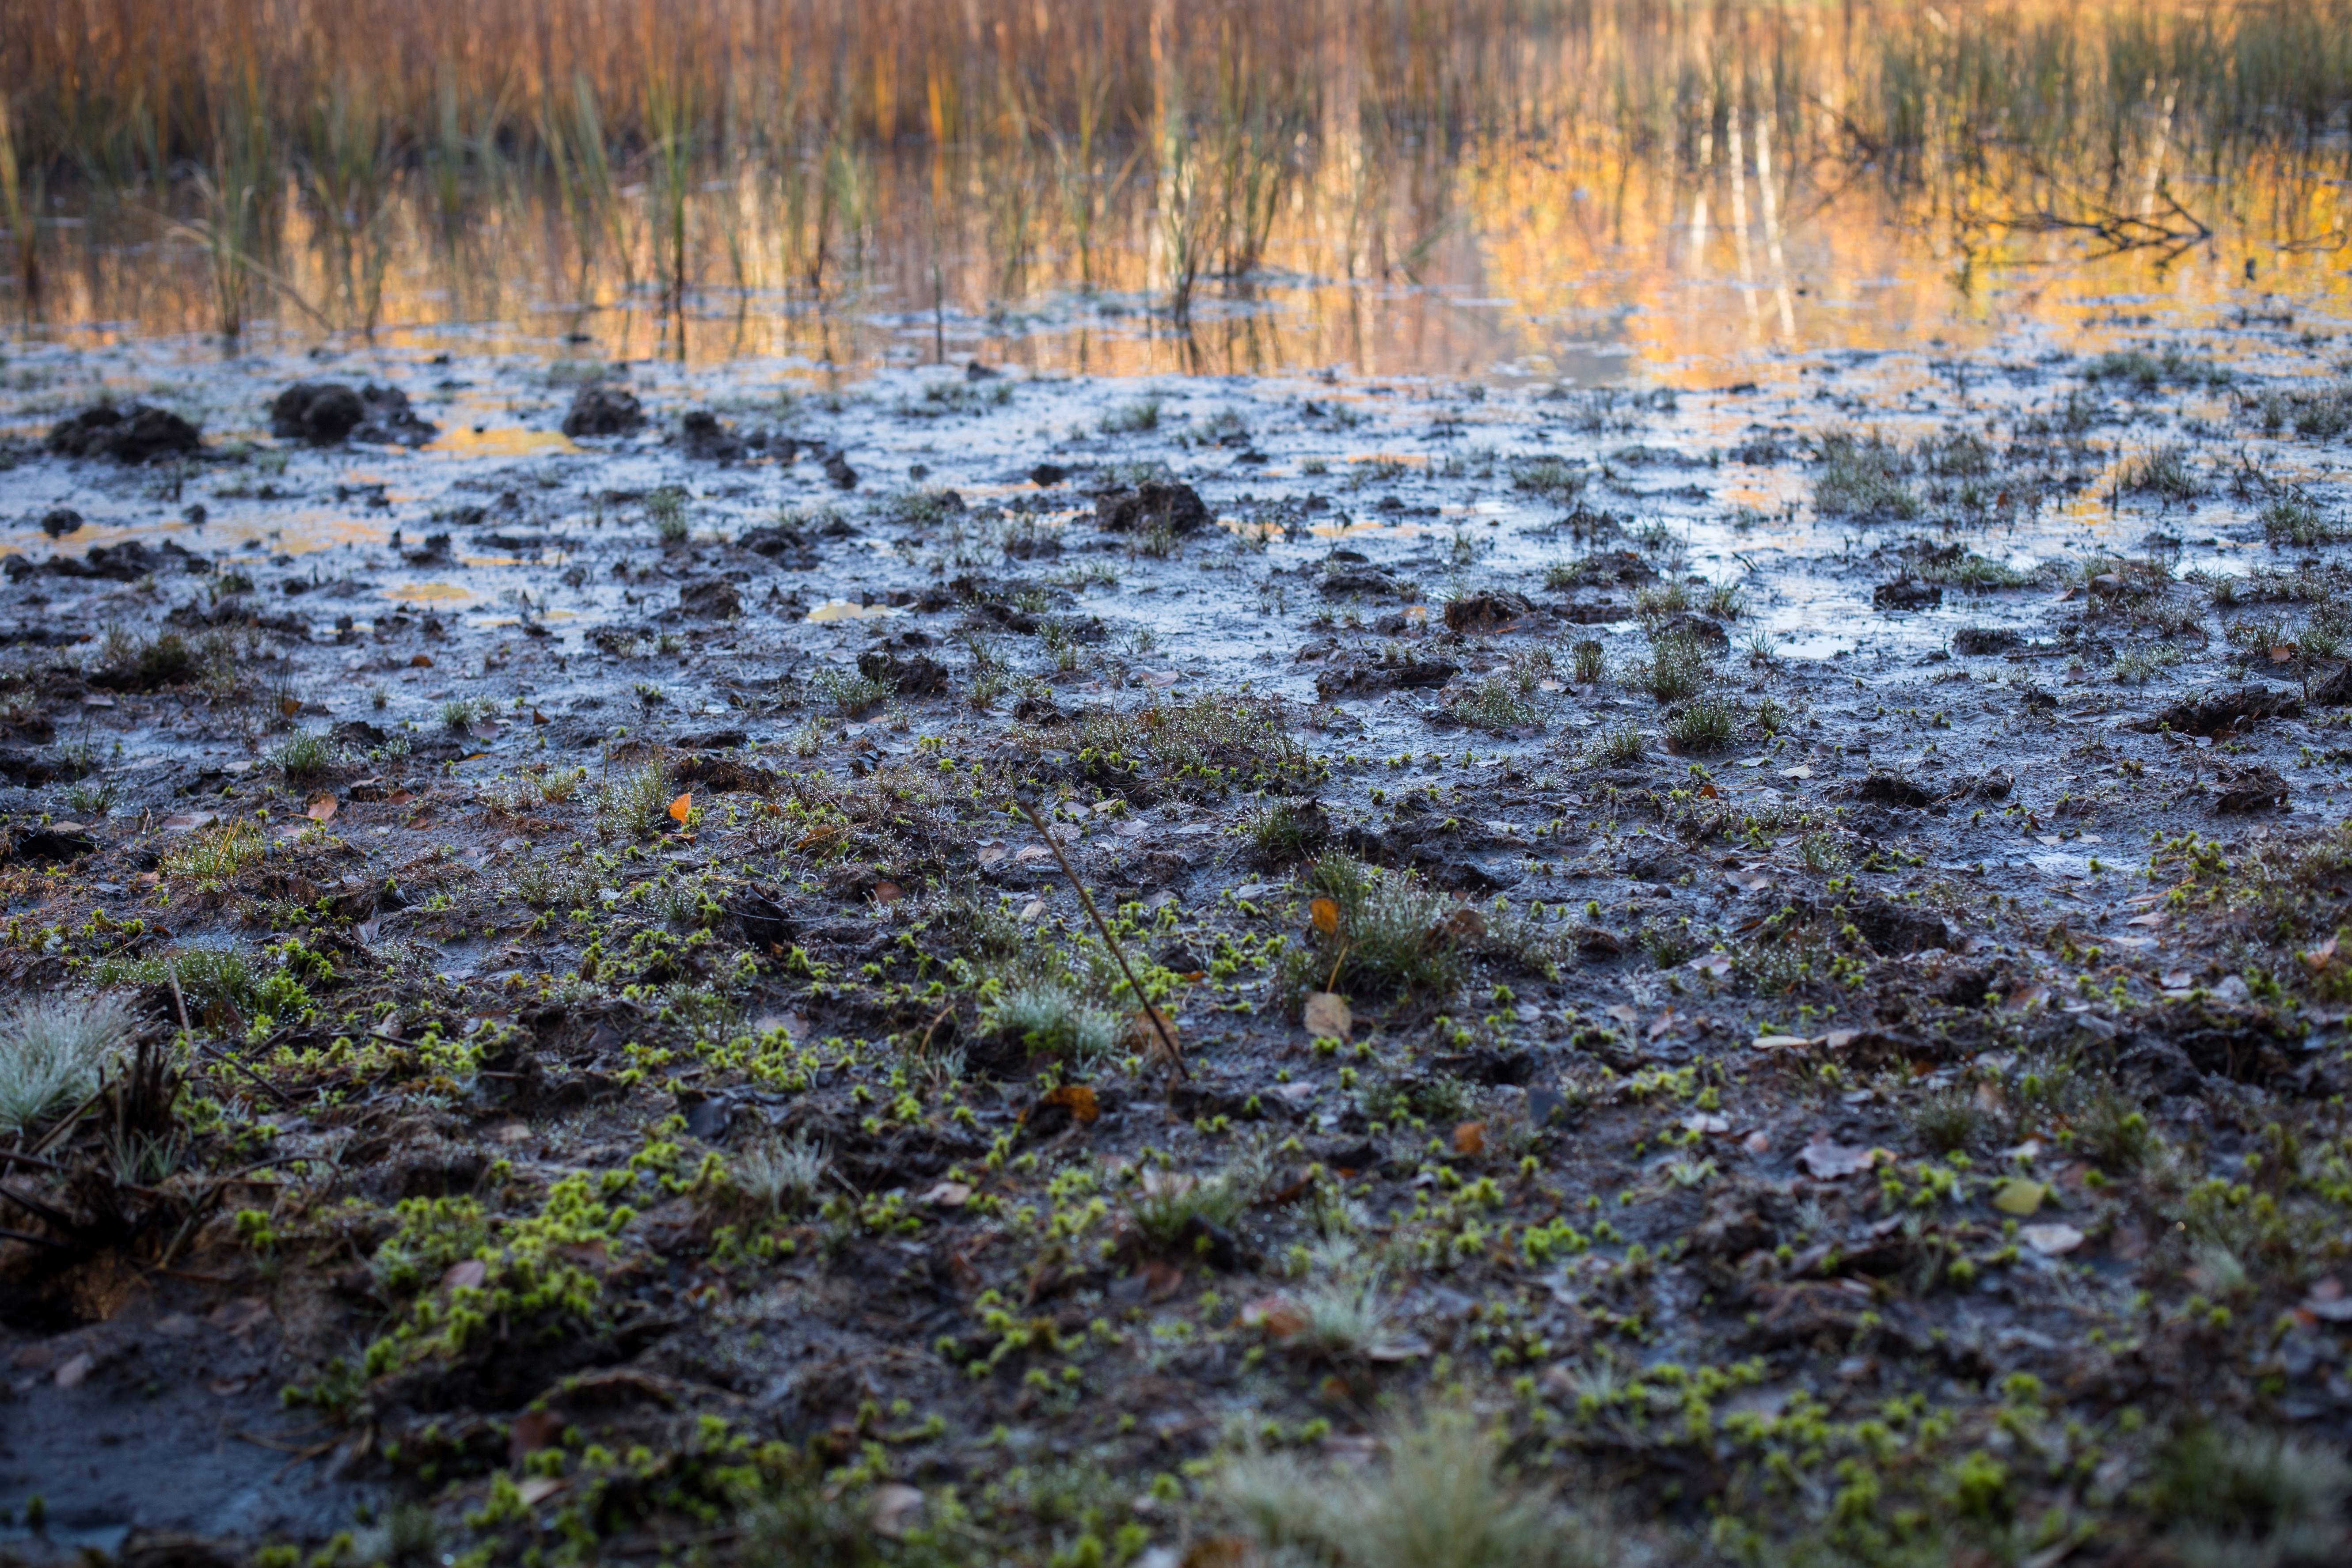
[3,316,2352,1564]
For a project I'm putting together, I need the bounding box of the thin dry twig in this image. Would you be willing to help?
[1008,792,1187,1082]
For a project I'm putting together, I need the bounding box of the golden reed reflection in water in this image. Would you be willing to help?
[7,1,2352,378]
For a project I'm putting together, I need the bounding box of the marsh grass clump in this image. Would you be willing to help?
[1448,673,1539,733]
[1511,457,1587,504]
[1218,1404,1613,1568]
[1664,696,1735,752]
[1631,581,1690,620]
[1906,1082,1981,1154]
[2150,1424,2351,1560]
[2086,349,2226,395]
[982,975,1120,1063]
[160,820,265,888]
[95,626,201,692]
[813,667,895,717]
[1246,799,1331,866]
[1815,429,1921,520]
[593,761,677,840]
[1100,397,1163,435]
[273,728,339,779]
[89,949,259,1028]
[1589,726,1647,767]
[647,486,690,544]
[0,992,135,1132]
[1636,630,1715,703]
[720,1135,830,1219]
[1570,640,1607,684]
[2078,1088,2153,1171]
[1072,694,1316,799]
[1129,1140,1270,1254]
[1284,853,1466,1003]
[2261,497,2342,547]
[1919,429,1997,477]
[2257,382,2352,442]
[1919,551,2035,591]
[2120,444,2201,504]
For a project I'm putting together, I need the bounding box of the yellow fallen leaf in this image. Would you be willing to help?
[306,792,338,822]
[668,791,693,824]
[1452,1120,1486,1156]
[1302,991,1353,1040]
[1992,1178,2047,1216]
[1309,897,1340,937]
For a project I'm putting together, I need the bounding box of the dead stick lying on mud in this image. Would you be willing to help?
[1008,792,1188,1083]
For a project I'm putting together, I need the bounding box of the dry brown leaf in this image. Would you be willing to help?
[1309,897,1340,937]
[918,1180,973,1207]
[1452,1120,1486,1156]
[509,1409,564,1463]
[1302,991,1352,1040]
[442,1258,489,1291]
[873,880,903,904]
[1434,906,1488,942]
[306,792,338,822]
[1127,1009,1181,1055]
[409,653,433,668]
[1043,1084,1100,1123]
[1241,1294,1311,1340]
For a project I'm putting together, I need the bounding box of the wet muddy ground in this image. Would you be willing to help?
[4,315,2352,1566]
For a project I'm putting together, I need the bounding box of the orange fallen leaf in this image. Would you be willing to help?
[668,791,693,824]
[1309,897,1340,937]
[410,653,433,668]
[306,792,338,822]
[1452,1120,1487,1156]
[278,694,301,719]
[873,880,903,904]
[1042,1084,1100,1123]
[1697,781,1722,799]
[532,707,548,725]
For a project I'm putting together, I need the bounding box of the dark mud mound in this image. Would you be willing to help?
[270,381,438,446]
[562,383,646,438]
[47,402,201,463]
[1094,480,1210,534]
[680,410,747,461]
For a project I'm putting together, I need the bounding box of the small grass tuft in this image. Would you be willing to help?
[1815,429,1921,520]
[1665,696,1735,752]
[0,992,135,1132]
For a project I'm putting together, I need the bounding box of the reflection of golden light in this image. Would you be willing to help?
[427,428,579,459]
[11,5,2352,384]
[806,600,900,623]
[384,582,479,604]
